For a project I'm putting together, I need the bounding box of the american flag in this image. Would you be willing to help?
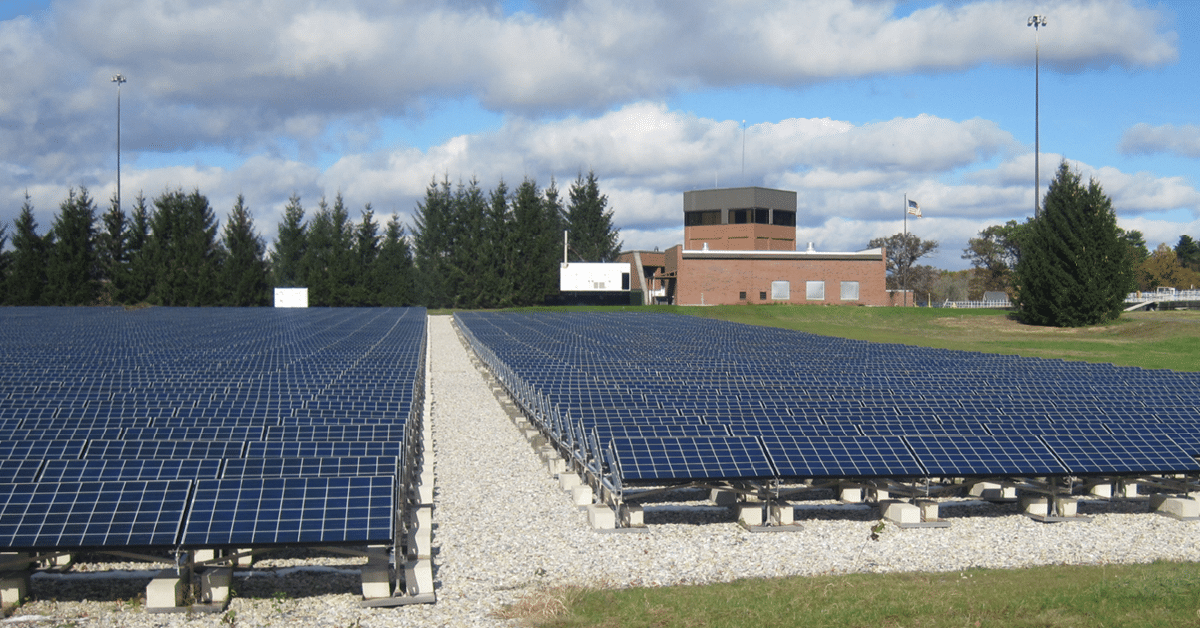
[907,199,922,218]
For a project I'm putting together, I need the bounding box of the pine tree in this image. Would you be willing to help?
[97,193,129,305]
[0,220,9,298]
[412,178,454,308]
[508,178,560,306]
[352,205,381,306]
[565,170,622,262]
[374,214,414,307]
[45,187,99,306]
[479,180,513,308]
[301,194,356,306]
[146,189,221,306]
[123,192,153,304]
[270,193,307,287]
[1014,161,1134,327]
[219,195,270,306]
[1174,235,1200,272]
[6,193,48,305]
[446,179,489,308]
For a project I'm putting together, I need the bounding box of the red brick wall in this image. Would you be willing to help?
[676,256,888,306]
[684,224,796,251]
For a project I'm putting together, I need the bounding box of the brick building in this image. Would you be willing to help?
[618,187,893,306]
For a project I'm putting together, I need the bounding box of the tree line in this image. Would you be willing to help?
[0,171,620,309]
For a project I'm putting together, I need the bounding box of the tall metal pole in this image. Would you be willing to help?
[741,120,746,184]
[903,194,908,307]
[1028,16,1047,218]
[112,74,127,211]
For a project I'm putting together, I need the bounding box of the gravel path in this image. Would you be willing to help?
[8,314,1200,627]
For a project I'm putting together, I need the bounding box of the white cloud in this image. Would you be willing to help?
[1119,123,1200,159]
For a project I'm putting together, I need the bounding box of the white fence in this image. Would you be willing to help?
[938,300,1012,309]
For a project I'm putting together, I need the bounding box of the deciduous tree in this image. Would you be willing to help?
[867,232,938,291]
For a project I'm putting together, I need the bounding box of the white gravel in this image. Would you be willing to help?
[7,313,1200,627]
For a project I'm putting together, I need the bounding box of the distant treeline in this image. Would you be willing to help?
[0,171,620,308]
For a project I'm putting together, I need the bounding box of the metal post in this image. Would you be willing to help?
[112,74,127,211]
[1028,16,1047,218]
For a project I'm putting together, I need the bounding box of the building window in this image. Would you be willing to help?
[806,281,825,300]
[771,281,790,300]
[685,210,721,226]
[759,291,767,301]
[772,210,796,227]
[754,208,770,224]
[739,291,747,300]
[731,209,749,224]
[841,281,860,301]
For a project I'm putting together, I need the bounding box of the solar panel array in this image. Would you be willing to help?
[455,311,1200,492]
[0,307,426,552]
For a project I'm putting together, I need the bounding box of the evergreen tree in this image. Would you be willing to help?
[301,194,356,306]
[146,189,221,306]
[45,187,99,305]
[270,193,307,287]
[446,179,489,308]
[508,178,560,306]
[219,195,270,306]
[1174,235,1200,272]
[1120,228,1150,268]
[374,214,414,306]
[7,193,49,305]
[97,193,129,305]
[0,220,9,298]
[411,178,454,308]
[1014,161,1134,327]
[352,205,381,305]
[479,180,513,308]
[123,192,153,304]
[565,170,622,262]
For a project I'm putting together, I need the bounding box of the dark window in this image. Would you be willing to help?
[622,273,630,291]
[685,210,721,226]
[759,291,767,301]
[730,209,749,224]
[739,291,747,300]
[772,210,796,227]
[755,208,770,224]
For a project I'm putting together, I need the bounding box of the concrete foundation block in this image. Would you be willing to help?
[1089,483,1113,499]
[404,559,433,597]
[146,569,185,610]
[881,500,920,525]
[192,549,216,565]
[738,504,764,527]
[971,482,1016,501]
[362,563,392,599]
[1,572,30,609]
[621,505,644,527]
[587,504,616,529]
[1118,482,1141,499]
[558,473,582,490]
[770,502,794,526]
[234,550,253,567]
[839,486,863,503]
[199,567,231,605]
[915,499,939,522]
[710,489,738,506]
[413,505,432,531]
[1054,497,1078,517]
[1019,495,1049,517]
[1150,495,1200,519]
[406,528,432,559]
[546,457,567,475]
[868,488,890,503]
[571,485,594,507]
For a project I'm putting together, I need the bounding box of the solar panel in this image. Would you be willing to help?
[181,476,395,547]
[84,440,246,459]
[0,480,191,549]
[609,436,775,483]
[0,459,43,483]
[245,441,404,459]
[222,456,398,479]
[0,440,86,460]
[903,433,1066,477]
[761,434,925,479]
[1039,432,1200,475]
[40,459,223,482]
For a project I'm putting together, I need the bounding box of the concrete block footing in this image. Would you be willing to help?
[199,567,231,605]
[1,572,31,609]
[737,504,764,527]
[915,499,939,522]
[710,489,738,506]
[1090,483,1113,499]
[1150,495,1200,520]
[881,500,920,526]
[839,486,863,503]
[971,482,1016,501]
[1117,482,1142,499]
[545,456,567,475]
[558,473,582,490]
[234,549,253,567]
[621,505,645,527]
[867,488,890,503]
[571,485,594,507]
[192,549,216,564]
[145,569,185,612]
[1020,495,1049,517]
[362,563,392,600]
[769,502,794,526]
[403,559,434,598]
[587,504,617,529]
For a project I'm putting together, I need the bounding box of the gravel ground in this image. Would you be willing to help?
[6,314,1200,627]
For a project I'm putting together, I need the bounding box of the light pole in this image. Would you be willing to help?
[112,73,126,211]
[1028,15,1046,218]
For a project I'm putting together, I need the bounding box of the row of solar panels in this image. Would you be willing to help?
[0,307,426,552]
[455,311,1200,491]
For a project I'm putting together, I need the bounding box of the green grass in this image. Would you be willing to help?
[475,305,1200,626]
[505,561,1200,628]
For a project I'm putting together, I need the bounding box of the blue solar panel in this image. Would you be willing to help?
[181,476,395,546]
[0,459,43,483]
[609,436,775,483]
[0,480,191,549]
[40,459,223,482]
[245,441,404,459]
[904,433,1066,477]
[1039,432,1200,475]
[222,457,398,479]
[0,440,86,460]
[84,440,246,459]
[761,434,925,479]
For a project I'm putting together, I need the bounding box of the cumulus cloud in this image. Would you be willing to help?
[1119,123,1200,159]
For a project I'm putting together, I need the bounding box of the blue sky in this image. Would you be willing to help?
[2,0,1199,271]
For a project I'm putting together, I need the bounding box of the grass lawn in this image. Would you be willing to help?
[483,305,1200,627]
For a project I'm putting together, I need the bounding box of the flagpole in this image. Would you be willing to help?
[903,194,908,307]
